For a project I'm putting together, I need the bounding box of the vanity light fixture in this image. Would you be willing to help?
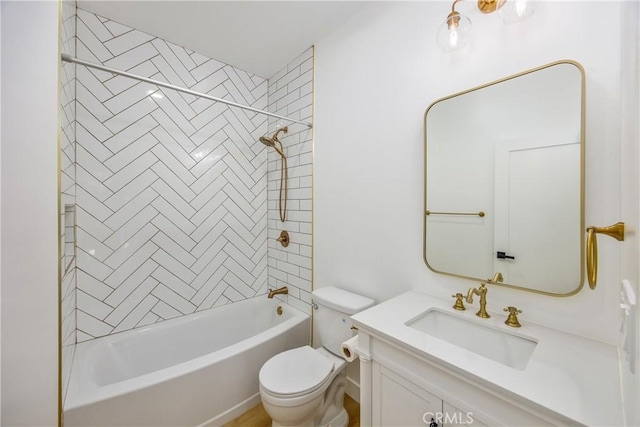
[436,0,535,53]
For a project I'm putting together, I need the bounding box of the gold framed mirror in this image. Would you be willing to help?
[423,60,585,296]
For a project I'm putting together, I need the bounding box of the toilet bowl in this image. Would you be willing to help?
[260,346,347,427]
[259,287,375,427]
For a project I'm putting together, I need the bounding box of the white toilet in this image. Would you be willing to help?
[259,287,375,427]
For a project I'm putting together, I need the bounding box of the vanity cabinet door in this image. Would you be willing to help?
[371,362,443,427]
[443,402,488,427]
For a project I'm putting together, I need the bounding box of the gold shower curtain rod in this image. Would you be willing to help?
[61,54,313,129]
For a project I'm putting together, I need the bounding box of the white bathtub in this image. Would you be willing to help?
[64,297,310,426]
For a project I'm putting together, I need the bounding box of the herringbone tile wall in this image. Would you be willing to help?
[266,48,314,315]
[75,9,273,341]
[61,0,77,404]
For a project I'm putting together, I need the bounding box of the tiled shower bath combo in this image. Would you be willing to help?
[63,6,314,425]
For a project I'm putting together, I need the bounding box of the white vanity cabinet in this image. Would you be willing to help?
[371,361,487,427]
[351,292,624,427]
[360,332,557,427]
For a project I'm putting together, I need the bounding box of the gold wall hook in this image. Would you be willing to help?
[586,222,625,289]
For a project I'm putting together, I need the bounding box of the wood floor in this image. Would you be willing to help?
[224,394,360,427]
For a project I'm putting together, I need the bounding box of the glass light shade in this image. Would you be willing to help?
[498,0,535,24]
[436,14,472,53]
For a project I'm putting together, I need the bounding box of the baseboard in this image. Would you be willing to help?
[198,393,262,426]
[346,376,360,404]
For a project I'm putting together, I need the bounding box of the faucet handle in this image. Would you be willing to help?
[451,293,466,311]
[503,306,523,328]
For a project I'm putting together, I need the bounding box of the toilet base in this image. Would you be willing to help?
[317,408,347,427]
[270,406,347,427]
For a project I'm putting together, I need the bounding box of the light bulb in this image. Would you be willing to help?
[449,28,459,48]
[498,0,534,24]
[436,13,472,53]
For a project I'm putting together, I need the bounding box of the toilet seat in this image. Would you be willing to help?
[259,346,335,398]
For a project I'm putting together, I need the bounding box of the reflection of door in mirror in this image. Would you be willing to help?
[494,139,581,293]
[423,61,585,296]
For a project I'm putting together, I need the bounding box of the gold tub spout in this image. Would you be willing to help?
[466,283,490,318]
[268,287,288,298]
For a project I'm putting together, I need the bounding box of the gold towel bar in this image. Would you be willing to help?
[586,222,625,289]
[426,210,485,217]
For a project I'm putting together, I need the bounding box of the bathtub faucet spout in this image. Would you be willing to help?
[268,287,288,298]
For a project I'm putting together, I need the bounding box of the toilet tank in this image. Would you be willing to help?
[312,287,375,356]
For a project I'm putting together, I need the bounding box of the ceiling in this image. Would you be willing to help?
[77,1,369,78]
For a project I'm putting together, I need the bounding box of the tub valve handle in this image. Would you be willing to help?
[276,230,290,247]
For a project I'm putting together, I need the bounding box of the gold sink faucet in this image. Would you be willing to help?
[268,286,288,298]
[466,283,490,318]
[489,272,503,283]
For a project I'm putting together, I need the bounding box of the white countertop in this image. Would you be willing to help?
[351,291,623,427]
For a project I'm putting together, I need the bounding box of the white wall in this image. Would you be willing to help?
[619,1,639,425]
[315,1,623,345]
[1,1,59,425]
[0,1,3,421]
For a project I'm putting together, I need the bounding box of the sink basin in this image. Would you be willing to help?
[406,309,537,370]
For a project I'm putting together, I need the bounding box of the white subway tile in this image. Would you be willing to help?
[77,310,113,338]
[104,258,158,306]
[152,300,182,320]
[151,40,197,87]
[151,214,196,251]
[151,232,197,268]
[299,268,312,281]
[287,253,312,269]
[103,206,158,251]
[78,269,113,300]
[135,306,160,328]
[151,283,197,315]
[151,180,196,218]
[103,241,158,288]
[104,20,130,38]
[77,289,113,320]
[277,260,299,276]
[78,10,113,42]
[104,187,158,230]
[76,165,113,202]
[191,249,228,294]
[151,266,196,300]
[195,271,227,309]
[276,67,301,91]
[222,267,255,297]
[103,152,158,192]
[77,19,113,62]
[151,249,197,283]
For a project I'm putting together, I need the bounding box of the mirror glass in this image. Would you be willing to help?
[423,61,584,296]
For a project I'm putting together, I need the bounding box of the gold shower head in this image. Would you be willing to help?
[259,127,288,157]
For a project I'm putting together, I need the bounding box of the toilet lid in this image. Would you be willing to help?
[260,346,334,397]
